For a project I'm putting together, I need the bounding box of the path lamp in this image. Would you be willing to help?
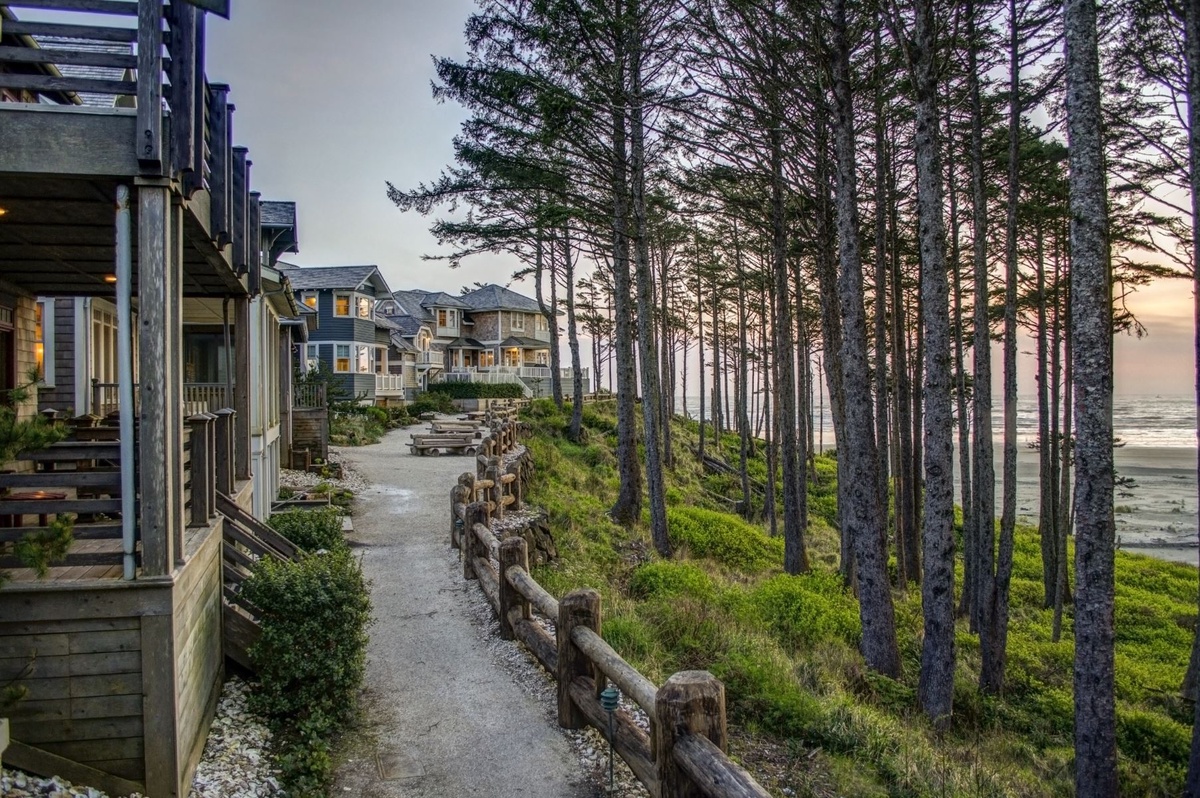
[600,684,620,794]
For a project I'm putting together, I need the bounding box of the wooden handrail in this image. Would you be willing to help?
[571,625,658,716]
[673,734,771,798]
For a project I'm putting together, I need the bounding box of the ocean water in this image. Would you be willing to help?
[679,394,1199,562]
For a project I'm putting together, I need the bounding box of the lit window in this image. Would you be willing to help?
[438,308,449,327]
[511,312,524,331]
[34,299,54,386]
[301,292,318,311]
[335,344,351,372]
[357,297,372,318]
[334,294,351,317]
[356,345,370,374]
[306,344,319,372]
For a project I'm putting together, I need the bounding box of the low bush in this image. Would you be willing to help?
[242,549,372,795]
[628,561,715,600]
[427,382,524,399]
[407,391,457,416]
[666,506,783,573]
[329,411,384,446]
[268,507,345,552]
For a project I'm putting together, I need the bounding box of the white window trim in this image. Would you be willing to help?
[301,292,319,312]
[357,296,373,319]
[334,293,352,317]
[511,311,525,331]
[335,344,351,373]
[37,298,55,388]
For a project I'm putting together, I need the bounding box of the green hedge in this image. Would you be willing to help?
[242,549,372,794]
[268,508,346,553]
[427,382,525,399]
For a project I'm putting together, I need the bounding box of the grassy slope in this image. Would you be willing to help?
[521,399,1197,797]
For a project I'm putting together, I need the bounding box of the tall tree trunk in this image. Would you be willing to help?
[772,120,808,573]
[1064,0,1116,790]
[909,0,955,727]
[1181,0,1200,791]
[872,26,892,547]
[698,262,708,463]
[659,239,674,468]
[967,0,995,637]
[831,0,900,677]
[764,278,779,538]
[1052,251,1073,642]
[628,7,670,556]
[889,149,913,591]
[609,32,643,526]
[947,97,974,620]
[550,245,564,408]
[564,226,584,441]
[982,0,1021,695]
[735,226,754,519]
[712,286,724,443]
[1037,219,1055,607]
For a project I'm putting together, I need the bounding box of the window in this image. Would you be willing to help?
[35,299,54,386]
[375,348,387,374]
[301,292,318,311]
[334,294,351,317]
[306,344,319,372]
[535,351,549,365]
[438,308,457,328]
[536,314,549,332]
[335,344,351,372]
[479,350,495,368]
[511,312,525,331]
[357,296,372,318]
[355,345,371,374]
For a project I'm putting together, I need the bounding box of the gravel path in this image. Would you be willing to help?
[330,424,592,798]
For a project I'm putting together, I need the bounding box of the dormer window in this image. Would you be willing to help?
[334,293,351,317]
[301,292,318,311]
[438,309,458,328]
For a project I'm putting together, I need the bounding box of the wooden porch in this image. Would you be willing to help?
[0,1,265,795]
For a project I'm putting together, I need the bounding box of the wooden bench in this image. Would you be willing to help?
[410,434,480,456]
[430,422,483,437]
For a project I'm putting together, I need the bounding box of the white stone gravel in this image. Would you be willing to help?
[189,678,282,798]
[0,770,131,798]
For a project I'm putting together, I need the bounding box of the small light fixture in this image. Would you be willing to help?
[0,206,7,217]
[104,274,118,284]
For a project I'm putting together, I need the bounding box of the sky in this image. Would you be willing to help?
[205,1,1197,398]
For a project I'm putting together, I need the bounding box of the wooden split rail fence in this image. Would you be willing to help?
[447,417,770,798]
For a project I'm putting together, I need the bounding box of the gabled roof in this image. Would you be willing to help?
[444,337,486,349]
[499,336,551,350]
[460,284,543,314]
[390,334,419,353]
[278,264,391,295]
[418,291,471,310]
[389,291,436,321]
[261,201,296,228]
[374,315,403,332]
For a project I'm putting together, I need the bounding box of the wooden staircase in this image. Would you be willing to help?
[217,493,300,671]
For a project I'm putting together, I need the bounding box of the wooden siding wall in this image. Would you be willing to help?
[292,407,328,460]
[38,298,77,415]
[174,523,224,791]
[0,616,145,782]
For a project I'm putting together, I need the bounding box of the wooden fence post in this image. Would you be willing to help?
[557,588,601,729]
[463,502,487,580]
[498,536,529,641]
[486,462,503,523]
[654,671,728,798]
[507,461,523,512]
[450,473,473,549]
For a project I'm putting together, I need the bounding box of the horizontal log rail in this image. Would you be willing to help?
[448,414,772,798]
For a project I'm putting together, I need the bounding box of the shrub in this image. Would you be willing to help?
[747,573,862,650]
[268,508,345,553]
[241,549,372,793]
[667,506,783,572]
[427,382,524,399]
[407,391,457,416]
[629,561,715,600]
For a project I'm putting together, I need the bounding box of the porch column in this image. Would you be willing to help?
[169,198,186,565]
[280,330,293,457]
[234,296,251,481]
[137,180,180,577]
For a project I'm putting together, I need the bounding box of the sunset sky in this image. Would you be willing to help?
[207,1,1197,399]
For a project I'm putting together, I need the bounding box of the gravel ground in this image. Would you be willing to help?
[330,423,595,798]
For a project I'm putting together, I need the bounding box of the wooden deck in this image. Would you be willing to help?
[2,539,128,583]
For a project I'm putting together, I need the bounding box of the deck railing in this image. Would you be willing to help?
[294,383,326,410]
[183,382,229,412]
[449,419,771,798]
[0,1,247,261]
[375,374,406,394]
